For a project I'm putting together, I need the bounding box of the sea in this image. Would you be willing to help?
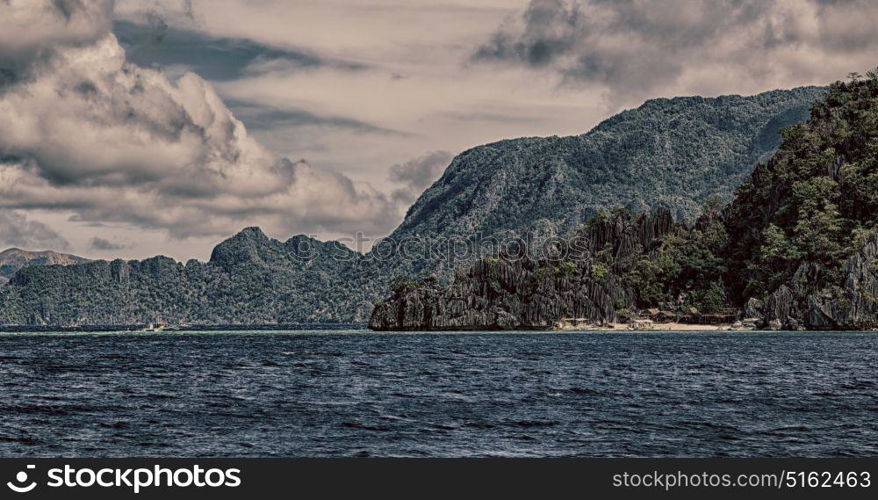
[0,330,876,457]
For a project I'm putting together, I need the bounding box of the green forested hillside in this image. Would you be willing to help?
[386,87,824,277]
[722,73,878,328]
[372,75,878,330]
[0,228,381,326]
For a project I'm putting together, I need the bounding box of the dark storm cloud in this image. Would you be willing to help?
[90,236,130,250]
[474,0,582,67]
[0,211,70,251]
[473,0,878,104]
[113,20,359,81]
[226,99,407,136]
[388,151,452,205]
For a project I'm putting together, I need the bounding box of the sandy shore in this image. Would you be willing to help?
[557,322,752,332]
[623,322,741,331]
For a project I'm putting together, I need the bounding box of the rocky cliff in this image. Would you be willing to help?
[370,209,676,330]
[372,74,878,331]
[722,75,878,330]
[759,234,878,330]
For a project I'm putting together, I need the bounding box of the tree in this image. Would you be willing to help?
[790,177,844,264]
[760,224,802,262]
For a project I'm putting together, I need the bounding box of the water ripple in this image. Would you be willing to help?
[0,330,876,457]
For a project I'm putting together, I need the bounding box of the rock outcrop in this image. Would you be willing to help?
[370,210,675,330]
[756,234,878,330]
[718,76,878,331]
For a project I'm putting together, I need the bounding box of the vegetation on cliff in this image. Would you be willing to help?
[722,72,878,328]
[370,208,678,330]
[382,87,823,277]
[371,74,878,331]
[0,229,382,326]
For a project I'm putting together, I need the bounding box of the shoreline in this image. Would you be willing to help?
[2,323,875,334]
[558,322,757,332]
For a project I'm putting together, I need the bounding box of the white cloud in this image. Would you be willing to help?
[0,0,114,67]
[0,0,402,254]
[114,0,601,191]
[1,0,875,258]
[473,0,878,105]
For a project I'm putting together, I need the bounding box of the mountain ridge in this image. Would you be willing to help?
[385,86,825,277]
[370,75,878,331]
[0,86,827,325]
[0,248,90,284]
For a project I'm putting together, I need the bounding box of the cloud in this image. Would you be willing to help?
[227,99,404,137]
[474,0,581,68]
[113,20,350,82]
[388,151,452,205]
[89,236,130,250]
[473,0,878,105]
[0,0,114,69]
[0,0,402,243]
[7,0,872,260]
[0,210,70,251]
[107,2,604,221]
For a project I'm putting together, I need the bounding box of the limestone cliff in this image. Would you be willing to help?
[370,210,675,330]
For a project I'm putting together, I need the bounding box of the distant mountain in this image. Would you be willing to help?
[0,248,89,284]
[384,86,825,276]
[0,228,380,326]
[0,86,826,326]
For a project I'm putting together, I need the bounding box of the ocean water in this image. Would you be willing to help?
[0,330,876,457]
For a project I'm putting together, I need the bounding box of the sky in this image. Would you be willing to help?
[1,0,877,261]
